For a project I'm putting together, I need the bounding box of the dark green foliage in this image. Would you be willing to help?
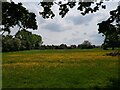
[31,34,43,49]
[98,5,120,50]
[2,35,21,52]
[39,1,106,18]
[108,77,120,89]
[2,29,42,52]
[39,1,55,19]
[15,29,33,50]
[15,29,42,50]
[2,2,37,34]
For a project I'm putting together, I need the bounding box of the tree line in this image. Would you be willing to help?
[40,41,120,50]
[40,42,97,50]
[2,28,120,52]
[2,35,120,52]
[2,31,100,52]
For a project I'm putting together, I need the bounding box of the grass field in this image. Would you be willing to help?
[2,49,119,88]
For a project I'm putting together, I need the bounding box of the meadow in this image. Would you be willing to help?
[2,49,119,88]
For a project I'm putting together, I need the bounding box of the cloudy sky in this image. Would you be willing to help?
[10,0,119,45]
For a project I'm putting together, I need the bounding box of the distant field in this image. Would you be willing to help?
[2,49,119,88]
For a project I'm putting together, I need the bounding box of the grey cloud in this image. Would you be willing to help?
[96,13,108,23]
[66,14,95,25]
[66,12,108,26]
[72,31,79,36]
[63,37,82,45]
[90,34,104,45]
[37,16,46,25]
[65,33,104,45]
[84,23,89,26]
[97,17,107,23]
[42,23,63,32]
[6,1,117,46]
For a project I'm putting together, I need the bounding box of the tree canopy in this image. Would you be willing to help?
[1,1,38,34]
[1,0,107,34]
[39,0,106,19]
[98,4,120,49]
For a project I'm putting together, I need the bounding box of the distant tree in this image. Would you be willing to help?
[39,45,46,50]
[59,44,67,49]
[78,40,93,49]
[70,45,77,49]
[51,45,56,49]
[54,45,59,49]
[82,40,91,46]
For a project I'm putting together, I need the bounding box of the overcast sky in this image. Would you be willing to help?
[10,0,118,45]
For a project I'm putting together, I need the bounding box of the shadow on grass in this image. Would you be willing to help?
[1,77,120,90]
[93,77,120,90]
